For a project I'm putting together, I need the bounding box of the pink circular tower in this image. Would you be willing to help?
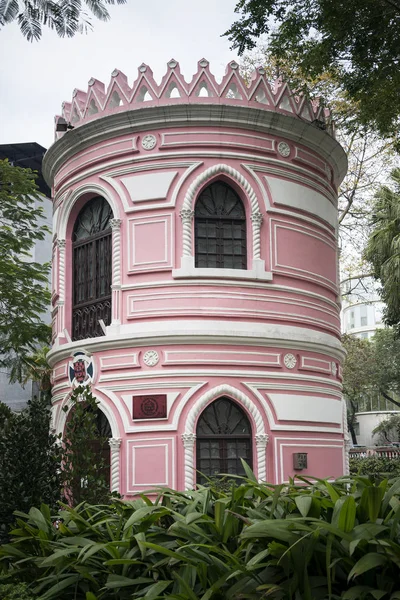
[43,59,348,495]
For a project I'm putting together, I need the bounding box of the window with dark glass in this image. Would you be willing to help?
[195,182,247,269]
[196,397,252,484]
[72,197,113,341]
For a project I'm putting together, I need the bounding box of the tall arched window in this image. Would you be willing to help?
[195,182,247,269]
[72,197,113,341]
[196,397,252,484]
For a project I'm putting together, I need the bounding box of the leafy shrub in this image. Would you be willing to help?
[0,397,61,544]
[0,582,37,599]
[61,385,111,506]
[350,455,400,479]
[1,470,400,599]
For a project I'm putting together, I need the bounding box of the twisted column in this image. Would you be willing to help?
[251,212,263,260]
[255,433,269,482]
[182,433,196,489]
[180,210,194,257]
[342,400,351,475]
[108,438,122,492]
[57,239,66,334]
[110,219,122,285]
[57,239,66,301]
[110,219,122,324]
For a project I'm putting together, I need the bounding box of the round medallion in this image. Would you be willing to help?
[143,350,159,367]
[284,353,297,369]
[141,397,159,416]
[141,134,157,150]
[331,362,338,377]
[277,141,291,157]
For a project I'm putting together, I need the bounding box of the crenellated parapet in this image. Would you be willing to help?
[55,58,334,138]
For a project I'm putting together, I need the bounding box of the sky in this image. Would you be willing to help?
[0,0,239,150]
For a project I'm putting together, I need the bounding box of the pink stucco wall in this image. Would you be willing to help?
[44,60,349,495]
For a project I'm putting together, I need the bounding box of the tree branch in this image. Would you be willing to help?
[381,390,400,409]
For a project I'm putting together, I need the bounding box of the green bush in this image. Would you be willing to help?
[0,582,37,599]
[0,397,61,544]
[350,455,400,479]
[1,470,400,599]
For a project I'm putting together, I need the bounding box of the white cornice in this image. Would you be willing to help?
[43,104,347,188]
[47,320,344,366]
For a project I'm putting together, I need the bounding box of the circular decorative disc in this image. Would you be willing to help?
[143,350,159,367]
[277,141,291,157]
[331,362,338,377]
[141,134,157,150]
[284,353,297,369]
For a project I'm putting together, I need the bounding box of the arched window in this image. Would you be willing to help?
[194,182,247,269]
[196,397,252,484]
[72,197,113,341]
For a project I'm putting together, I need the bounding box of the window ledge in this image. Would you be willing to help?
[172,257,273,281]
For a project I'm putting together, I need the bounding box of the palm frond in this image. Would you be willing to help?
[0,0,19,24]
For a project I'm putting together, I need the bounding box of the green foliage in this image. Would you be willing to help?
[225,0,400,139]
[1,474,400,599]
[0,0,126,41]
[0,396,61,544]
[61,386,110,506]
[342,330,400,442]
[0,159,51,372]
[350,456,400,480]
[373,415,400,445]
[365,169,400,328]
[0,582,37,599]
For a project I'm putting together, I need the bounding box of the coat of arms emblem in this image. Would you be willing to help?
[68,351,94,388]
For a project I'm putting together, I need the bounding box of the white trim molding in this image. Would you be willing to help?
[57,182,121,240]
[182,383,267,488]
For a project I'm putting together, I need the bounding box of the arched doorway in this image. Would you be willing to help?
[87,406,112,490]
[63,401,112,503]
[196,397,252,484]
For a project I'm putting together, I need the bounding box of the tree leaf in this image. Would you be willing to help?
[348,552,387,581]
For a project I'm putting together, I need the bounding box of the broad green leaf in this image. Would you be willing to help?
[86,593,98,600]
[35,575,81,600]
[241,519,297,543]
[28,506,50,532]
[359,486,385,522]
[332,495,356,532]
[240,458,257,482]
[295,495,312,517]
[343,586,377,599]
[348,552,387,581]
[105,575,153,589]
[246,548,270,568]
[143,580,172,599]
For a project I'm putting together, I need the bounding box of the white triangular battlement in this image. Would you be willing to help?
[56,59,334,138]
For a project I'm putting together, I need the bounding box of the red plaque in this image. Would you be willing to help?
[132,395,167,419]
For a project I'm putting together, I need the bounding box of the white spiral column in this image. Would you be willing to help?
[57,239,66,335]
[108,437,122,492]
[182,432,196,489]
[342,400,351,475]
[110,219,122,325]
[255,433,269,482]
[180,209,194,258]
[251,212,263,260]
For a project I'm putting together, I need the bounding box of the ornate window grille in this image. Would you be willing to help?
[194,182,247,269]
[72,197,113,341]
[196,397,252,484]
